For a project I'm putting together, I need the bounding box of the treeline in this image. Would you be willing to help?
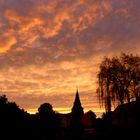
[0,95,63,140]
[0,94,140,140]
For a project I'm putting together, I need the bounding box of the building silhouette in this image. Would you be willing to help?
[71,89,84,126]
[72,89,84,117]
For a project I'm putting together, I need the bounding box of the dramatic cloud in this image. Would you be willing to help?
[0,0,140,116]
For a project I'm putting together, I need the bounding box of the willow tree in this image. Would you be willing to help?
[97,53,140,112]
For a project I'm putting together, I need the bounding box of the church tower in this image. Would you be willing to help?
[72,89,84,118]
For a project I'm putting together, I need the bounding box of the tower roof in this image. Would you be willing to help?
[74,89,81,107]
[72,89,83,115]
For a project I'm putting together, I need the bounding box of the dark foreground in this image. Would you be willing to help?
[0,95,140,140]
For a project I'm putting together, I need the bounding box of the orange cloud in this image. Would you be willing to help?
[4,9,21,24]
[19,18,43,34]
[0,0,140,116]
[0,36,16,53]
[0,57,101,113]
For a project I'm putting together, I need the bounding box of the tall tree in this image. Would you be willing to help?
[97,53,140,112]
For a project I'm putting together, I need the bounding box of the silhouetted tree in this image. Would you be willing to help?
[0,95,8,119]
[0,95,8,109]
[37,103,61,140]
[97,53,140,112]
[38,103,54,117]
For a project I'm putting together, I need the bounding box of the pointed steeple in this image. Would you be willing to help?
[72,89,84,116]
[74,89,81,107]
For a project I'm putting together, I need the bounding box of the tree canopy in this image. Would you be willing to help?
[97,53,140,112]
[38,103,54,117]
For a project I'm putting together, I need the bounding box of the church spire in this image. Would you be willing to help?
[72,89,84,116]
[74,89,81,107]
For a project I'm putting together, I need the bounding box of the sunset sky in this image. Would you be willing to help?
[0,0,140,116]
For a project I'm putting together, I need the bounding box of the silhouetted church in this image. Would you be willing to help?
[59,90,96,132]
[60,90,84,128]
[72,89,84,117]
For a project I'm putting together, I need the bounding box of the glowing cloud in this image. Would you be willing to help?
[0,36,16,53]
[0,0,140,116]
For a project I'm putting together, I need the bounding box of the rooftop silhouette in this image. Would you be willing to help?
[72,89,84,116]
